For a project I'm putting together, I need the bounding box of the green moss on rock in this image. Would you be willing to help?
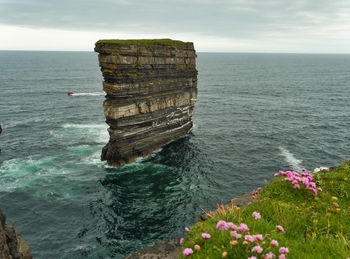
[95,39,192,49]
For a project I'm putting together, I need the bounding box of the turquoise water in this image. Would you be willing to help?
[0,51,350,258]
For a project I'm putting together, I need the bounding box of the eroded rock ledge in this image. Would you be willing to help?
[95,39,198,166]
[0,209,32,259]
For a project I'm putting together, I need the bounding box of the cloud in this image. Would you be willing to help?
[0,0,350,52]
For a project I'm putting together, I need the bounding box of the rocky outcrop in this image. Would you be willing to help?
[95,39,198,166]
[124,238,181,259]
[0,210,32,259]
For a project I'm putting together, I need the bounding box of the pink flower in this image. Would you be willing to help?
[252,211,261,220]
[292,180,298,185]
[265,252,276,259]
[185,227,189,232]
[274,173,279,177]
[251,245,263,254]
[276,225,285,233]
[294,184,300,189]
[248,202,252,206]
[179,238,184,244]
[257,187,262,192]
[226,222,237,230]
[309,187,317,196]
[333,202,339,207]
[201,233,211,239]
[278,255,286,259]
[182,248,193,256]
[302,168,307,172]
[216,220,228,230]
[270,240,279,247]
[245,235,255,243]
[230,231,242,239]
[318,188,322,191]
[194,244,200,251]
[238,223,249,232]
[254,234,263,241]
[248,257,257,259]
[279,247,289,254]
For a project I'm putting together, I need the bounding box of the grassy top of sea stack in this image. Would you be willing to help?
[180,161,350,258]
[95,39,192,49]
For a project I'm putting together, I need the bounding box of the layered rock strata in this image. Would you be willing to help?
[95,39,198,166]
[0,209,32,259]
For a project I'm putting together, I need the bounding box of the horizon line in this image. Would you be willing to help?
[0,50,350,55]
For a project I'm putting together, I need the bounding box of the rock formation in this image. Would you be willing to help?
[0,209,32,259]
[95,39,198,166]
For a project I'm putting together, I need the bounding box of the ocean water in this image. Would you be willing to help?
[0,51,350,258]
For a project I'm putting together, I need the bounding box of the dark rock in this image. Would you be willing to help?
[0,209,32,259]
[124,238,181,259]
[95,39,198,166]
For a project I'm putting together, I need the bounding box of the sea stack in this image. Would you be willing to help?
[95,39,198,166]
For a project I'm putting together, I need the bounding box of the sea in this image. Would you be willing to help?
[0,51,350,258]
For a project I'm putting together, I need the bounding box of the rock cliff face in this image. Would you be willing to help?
[0,209,32,259]
[95,39,198,166]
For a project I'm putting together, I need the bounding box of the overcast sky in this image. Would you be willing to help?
[1,0,350,52]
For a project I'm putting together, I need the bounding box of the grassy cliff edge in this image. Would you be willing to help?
[180,162,350,258]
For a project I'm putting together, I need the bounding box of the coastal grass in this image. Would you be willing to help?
[95,39,191,49]
[180,161,350,259]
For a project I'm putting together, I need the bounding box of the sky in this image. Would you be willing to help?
[1,0,350,53]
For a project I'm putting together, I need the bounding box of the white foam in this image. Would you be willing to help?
[278,146,302,172]
[62,123,106,129]
[70,92,105,96]
[314,167,329,172]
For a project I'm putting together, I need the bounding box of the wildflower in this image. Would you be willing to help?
[194,245,200,251]
[336,208,341,213]
[248,257,257,259]
[202,233,211,239]
[248,202,252,206]
[270,240,279,247]
[302,168,307,172]
[251,245,263,254]
[279,247,289,254]
[333,202,339,207]
[254,234,263,241]
[243,241,249,246]
[294,184,300,189]
[245,235,255,243]
[238,223,249,232]
[182,248,193,256]
[257,187,262,192]
[274,173,279,177]
[222,251,228,258]
[179,238,184,245]
[216,220,228,230]
[230,231,242,239]
[278,255,286,259]
[226,222,237,230]
[265,252,276,259]
[230,240,238,246]
[309,187,317,196]
[252,211,261,220]
[276,225,285,233]
[318,188,322,191]
[185,227,189,232]
[332,196,338,202]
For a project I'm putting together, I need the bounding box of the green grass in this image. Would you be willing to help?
[180,161,350,258]
[95,39,191,49]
